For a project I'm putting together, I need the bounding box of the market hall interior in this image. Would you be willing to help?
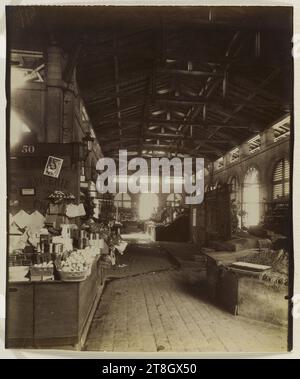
[7,6,293,352]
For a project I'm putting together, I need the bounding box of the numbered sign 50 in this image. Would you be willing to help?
[21,145,35,154]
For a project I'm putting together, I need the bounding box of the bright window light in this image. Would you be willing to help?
[10,110,31,148]
[243,168,260,227]
[139,193,159,220]
[11,67,29,90]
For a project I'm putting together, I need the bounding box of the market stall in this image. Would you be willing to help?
[7,255,102,349]
[7,190,128,349]
[144,207,190,242]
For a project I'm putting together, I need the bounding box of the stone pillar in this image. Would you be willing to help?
[45,46,63,143]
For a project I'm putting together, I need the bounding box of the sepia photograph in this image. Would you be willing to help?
[5,5,294,354]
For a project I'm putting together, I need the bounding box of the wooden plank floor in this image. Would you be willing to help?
[85,242,288,353]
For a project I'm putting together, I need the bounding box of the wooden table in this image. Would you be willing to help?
[7,258,105,350]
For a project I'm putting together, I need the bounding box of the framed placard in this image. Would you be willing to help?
[43,156,63,178]
[20,188,35,196]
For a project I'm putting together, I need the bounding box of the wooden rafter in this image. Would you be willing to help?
[192,67,281,152]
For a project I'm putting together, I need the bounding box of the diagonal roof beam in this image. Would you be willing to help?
[190,32,248,124]
[178,31,246,141]
[192,67,281,153]
[209,68,280,138]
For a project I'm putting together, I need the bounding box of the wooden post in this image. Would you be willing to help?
[45,45,63,143]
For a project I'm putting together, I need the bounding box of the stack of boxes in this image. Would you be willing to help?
[45,200,69,229]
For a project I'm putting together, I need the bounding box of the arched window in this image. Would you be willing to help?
[229,176,240,230]
[114,193,131,209]
[166,193,183,207]
[139,193,159,220]
[243,167,260,227]
[272,158,290,200]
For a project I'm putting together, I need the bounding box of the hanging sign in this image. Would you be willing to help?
[43,156,63,178]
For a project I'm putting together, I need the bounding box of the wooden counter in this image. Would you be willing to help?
[6,258,105,350]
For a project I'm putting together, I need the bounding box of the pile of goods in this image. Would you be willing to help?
[30,261,54,274]
[47,191,76,203]
[30,261,54,281]
[9,191,129,282]
[45,190,85,227]
[81,219,127,255]
[55,249,95,282]
[240,249,289,287]
[118,208,135,222]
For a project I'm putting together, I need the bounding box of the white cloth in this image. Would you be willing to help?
[27,211,45,233]
[66,204,78,218]
[9,221,22,235]
[77,203,86,217]
[9,213,14,226]
[13,210,29,229]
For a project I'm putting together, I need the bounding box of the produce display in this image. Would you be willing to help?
[47,190,76,203]
[56,251,91,282]
[58,253,90,273]
[54,244,114,281]
[9,189,129,282]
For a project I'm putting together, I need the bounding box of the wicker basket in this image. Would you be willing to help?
[57,269,88,282]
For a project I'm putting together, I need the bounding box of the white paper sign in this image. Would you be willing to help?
[77,203,86,217]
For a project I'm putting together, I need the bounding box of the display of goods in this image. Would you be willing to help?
[47,191,76,204]
[9,250,34,266]
[9,250,27,266]
[30,261,54,276]
[55,249,94,282]
[115,241,128,254]
[240,249,289,287]
[99,254,113,267]
[82,220,110,236]
[84,246,101,259]
[106,234,122,251]
[59,254,90,271]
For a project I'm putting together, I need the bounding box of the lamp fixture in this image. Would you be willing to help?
[82,131,95,158]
